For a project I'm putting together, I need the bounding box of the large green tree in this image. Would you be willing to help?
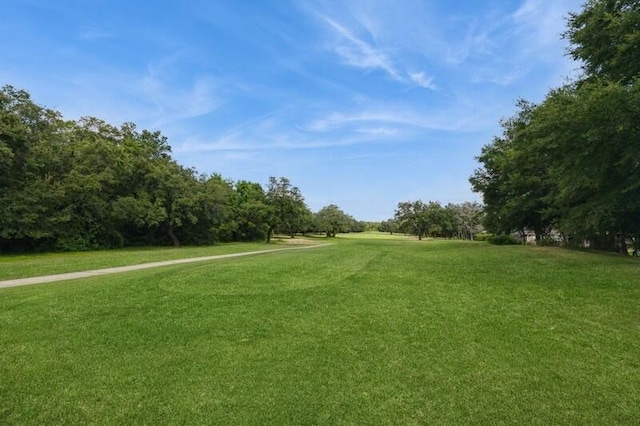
[314,204,352,237]
[470,100,555,241]
[394,200,446,240]
[265,176,311,242]
[471,0,640,252]
[0,86,72,251]
[530,81,640,250]
[221,180,270,242]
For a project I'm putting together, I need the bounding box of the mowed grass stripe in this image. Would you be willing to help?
[1,239,639,424]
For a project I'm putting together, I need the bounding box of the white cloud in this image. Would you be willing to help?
[443,20,497,66]
[355,127,402,137]
[320,15,403,81]
[307,9,436,90]
[512,0,582,56]
[408,71,436,90]
[304,108,486,134]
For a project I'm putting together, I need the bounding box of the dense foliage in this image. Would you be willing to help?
[471,0,640,253]
[0,87,319,252]
[313,204,364,237]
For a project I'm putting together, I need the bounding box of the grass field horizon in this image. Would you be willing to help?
[2,235,639,424]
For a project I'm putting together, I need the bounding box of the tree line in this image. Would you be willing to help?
[0,87,369,252]
[470,0,640,253]
[380,200,483,240]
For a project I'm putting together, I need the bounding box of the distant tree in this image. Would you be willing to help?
[445,202,484,240]
[349,219,367,233]
[314,204,352,237]
[265,176,311,242]
[388,201,482,240]
[394,200,436,240]
[422,201,448,237]
[379,219,398,234]
[362,221,381,232]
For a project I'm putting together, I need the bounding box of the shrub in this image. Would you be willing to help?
[486,234,518,245]
[474,232,491,242]
[537,237,560,247]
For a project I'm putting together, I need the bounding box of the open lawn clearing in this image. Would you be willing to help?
[1,239,639,424]
[339,230,419,240]
[0,241,315,281]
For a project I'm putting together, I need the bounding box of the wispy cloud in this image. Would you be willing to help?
[138,64,220,127]
[354,127,402,137]
[174,108,408,154]
[2,0,586,220]
[306,8,436,90]
[303,108,486,134]
[172,96,498,159]
[511,0,581,57]
[443,19,497,66]
[408,71,436,90]
[320,15,403,81]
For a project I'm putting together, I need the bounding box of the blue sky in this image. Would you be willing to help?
[1,0,584,221]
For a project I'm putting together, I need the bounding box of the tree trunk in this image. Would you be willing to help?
[266,227,273,243]
[617,233,628,255]
[519,229,526,245]
[167,226,180,247]
[534,228,543,245]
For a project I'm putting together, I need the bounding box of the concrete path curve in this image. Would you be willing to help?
[0,244,330,289]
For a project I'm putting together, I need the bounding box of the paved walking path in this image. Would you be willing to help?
[0,244,330,289]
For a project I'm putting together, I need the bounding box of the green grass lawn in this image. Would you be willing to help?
[339,230,419,240]
[1,238,639,424]
[0,241,296,281]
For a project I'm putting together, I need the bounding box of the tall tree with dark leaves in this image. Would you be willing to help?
[0,86,70,251]
[530,81,640,251]
[470,100,555,241]
[566,0,640,84]
[265,177,311,242]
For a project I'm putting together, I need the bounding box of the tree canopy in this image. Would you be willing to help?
[314,204,354,237]
[471,0,640,253]
[565,0,640,84]
[265,176,312,242]
[0,86,320,251]
[1,84,485,252]
[390,200,482,240]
